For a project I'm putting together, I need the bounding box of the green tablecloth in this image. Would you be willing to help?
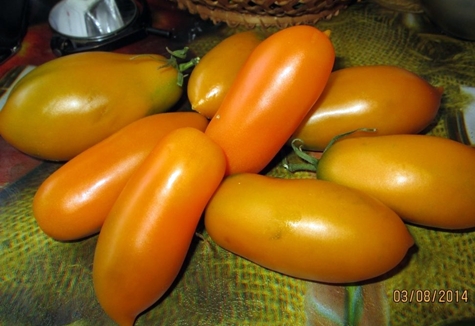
[1,0,475,325]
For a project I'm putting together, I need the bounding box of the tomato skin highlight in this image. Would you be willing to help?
[32,112,208,241]
[205,26,335,175]
[204,173,413,284]
[93,127,226,326]
[317,134,475,230]
[188,31,263,119]
[291,65,443,151]
[0,51,183,161]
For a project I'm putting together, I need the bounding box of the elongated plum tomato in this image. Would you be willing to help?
[93,127,226,326]
[205,25,335,175]
[317,134,475,230]
[33,112,208,241]
[291,65,443,151]
[187,31,263,119]
[204,173,413,283]
[0,51,187,161]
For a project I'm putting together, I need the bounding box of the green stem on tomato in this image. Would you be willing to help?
[284,128,377,175]
[159,47,200,87]
[165,47,189,59]
[283,139,319,173]
[323,128,377,154]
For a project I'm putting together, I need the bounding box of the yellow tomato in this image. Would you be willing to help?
[205,173,414,283]
[0,51,186,161]
[317,134,475,230]
[187,31,263,118]
[291,65,443,151]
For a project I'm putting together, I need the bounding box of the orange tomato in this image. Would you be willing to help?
[33,112,208,241]
[291,65,443,151]
[317,134,475,229]
[93,127,226,326]
[204,173,414,283]
[188,30,263,119]
[205,25,335,175]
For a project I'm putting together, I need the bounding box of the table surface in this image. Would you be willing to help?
[1,0,475,325]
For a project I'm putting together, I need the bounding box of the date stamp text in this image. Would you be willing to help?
[392,289,469,303]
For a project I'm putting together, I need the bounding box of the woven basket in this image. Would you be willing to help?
[175,0,357,28]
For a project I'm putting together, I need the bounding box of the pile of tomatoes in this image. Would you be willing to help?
[2,25,475,326]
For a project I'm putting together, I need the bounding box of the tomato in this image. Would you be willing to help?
[291,65,443,151]
[204,173,413,283]
[187,31,264,119]
[32,112,208,241]
[0,50,195,161]
[316,134,475,230]
[93,127,226,325]
[205,25,335,175]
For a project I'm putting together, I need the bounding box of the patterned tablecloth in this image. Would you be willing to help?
[1,0,475,325]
